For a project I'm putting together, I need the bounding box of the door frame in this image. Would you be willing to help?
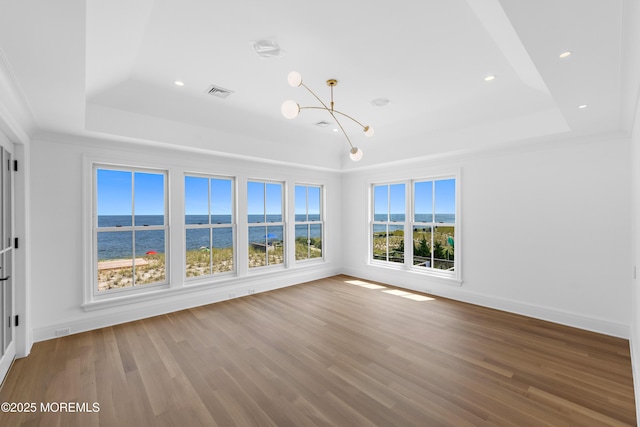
[0,139,15,384]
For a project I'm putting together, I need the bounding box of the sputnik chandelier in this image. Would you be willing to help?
[281,71,374,161]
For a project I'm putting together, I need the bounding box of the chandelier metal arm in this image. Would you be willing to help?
[298,107,369,132]
[300,83,331,112]
[298,84,355,149]
[282,71,369,161]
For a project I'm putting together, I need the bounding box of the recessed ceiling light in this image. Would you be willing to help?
[484,75,496,82]
[332,128,339,133]
[559,51,572,59]
[578,104,587,109]
[174,81,185,86]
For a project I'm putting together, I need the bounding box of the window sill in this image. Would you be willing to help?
[369,260,462,286]
[83,260,332,311]
[83,284,179,311]
[184,271,237,286]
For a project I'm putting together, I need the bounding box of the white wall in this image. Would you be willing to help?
[622,0,640,422]
[29,133,342,341]
[26,129,634,343]
[632,107,640,425]
[342,134,632,338]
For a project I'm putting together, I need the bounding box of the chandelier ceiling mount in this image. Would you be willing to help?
[281,71,373,162]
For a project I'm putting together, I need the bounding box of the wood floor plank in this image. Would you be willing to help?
[0,274,635,426]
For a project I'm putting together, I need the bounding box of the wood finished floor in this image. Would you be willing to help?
[0,275,636,426]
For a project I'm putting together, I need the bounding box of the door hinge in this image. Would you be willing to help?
[12,160,17,172]
[13,237,18,249]
[14,315,18,327]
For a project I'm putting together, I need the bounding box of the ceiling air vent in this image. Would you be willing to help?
[206,84,234,99]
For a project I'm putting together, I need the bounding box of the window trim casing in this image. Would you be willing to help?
[90,163,170,300]
[184,173,237,282]
[409,175,458,279]
[294,183,325,263]
[370,182,406,264]
[368,171,461,284]
[247,179,287,270]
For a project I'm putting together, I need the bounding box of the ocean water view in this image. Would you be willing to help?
[375,213,455,223]
[97,215,322,260]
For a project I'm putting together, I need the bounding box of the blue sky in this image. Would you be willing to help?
[247,181,282,216]
[97,170,165,215]
[295,185,321,217]
[185,176,232,216]
[375,180,456,216]
[99,170,453,218]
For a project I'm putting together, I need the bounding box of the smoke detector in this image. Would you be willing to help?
[371,98,390,107]
[206,84,234,99]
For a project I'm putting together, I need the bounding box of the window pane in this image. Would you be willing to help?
[186,228,211,278]
[249,226,267,268]
[372,224,387,261]
[211,178,232,224]
[414,181,433,223]
[308,187,321,221]
[295,224,309,261]
[134,172,165,226]
[212,227,234,273]
[267,225,284,265]
[97,169,132,227]
[373,185,388,221]
[247,181,265,223]
[413,225,432,267]
[434,225,455,271]
[134,230,166,284]
[97,231,133,291]
[310,223,322,259]
[388,224,404,263]
[435,179,456,223]
[185,176,209,225]
[295,186,307,221]
[389,184,405,222]
[266,183,282,222]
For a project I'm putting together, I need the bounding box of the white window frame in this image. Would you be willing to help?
[91,164,170,298]
[184,174,237,281]
[247,180,286,269]
[369,172,461,283]
[294,184,324,263]
[371,182,406,265]
[410,175,458,279]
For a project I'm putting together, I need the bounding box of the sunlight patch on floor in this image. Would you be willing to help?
[344,279,435,301]
[344,280,387,290]
[382,289,435,301]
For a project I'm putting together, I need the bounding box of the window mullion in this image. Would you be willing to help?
[208,179,213,274]
[307,223,311,259]
[131,172,137,286]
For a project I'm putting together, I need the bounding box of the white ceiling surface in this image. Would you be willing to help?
[0,0,628,170]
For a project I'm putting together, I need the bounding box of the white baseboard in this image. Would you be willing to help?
[629,332,640,424]
[342,266,630,339]
[31,265,630,344]
[32,267,340,343]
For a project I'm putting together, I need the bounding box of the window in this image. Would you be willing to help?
[247,181,285,268]
[185,175,235,278]
[412,178,456,272]
[95,166,168,293]
[295,185,323,261]
[372,183,405,264]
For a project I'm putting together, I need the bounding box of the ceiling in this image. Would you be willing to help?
[0,0,631,170]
